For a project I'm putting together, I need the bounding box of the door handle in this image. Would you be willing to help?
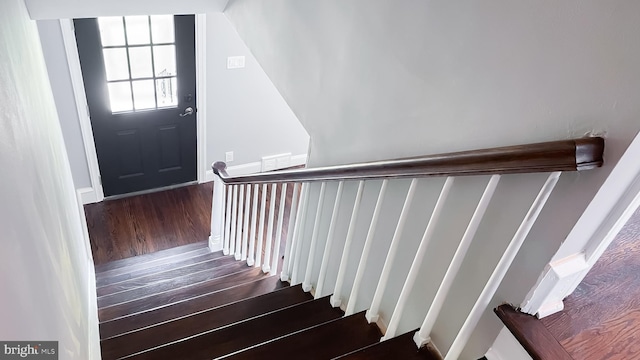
[179,107,194,117]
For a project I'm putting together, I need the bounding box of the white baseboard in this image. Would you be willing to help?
[520,253,589,318]
[486,327,532,360]
[78,187,100,205]
[203,153,308,183]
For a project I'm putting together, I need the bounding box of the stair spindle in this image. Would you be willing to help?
[262,183,278,273]
[302,182,327,292]
[255,183,268,267]
[383,177,454,340]
[315,181,344,298]
[281,183,301,281]
[241,184,251,261]
[291,183,310,285]
[229,185,238,256]
[223,184,232,255]
[235,185,245,260]
[247,184,259,266]
[345,180,388,315]
[330,180,365,307]
[365,179,419,324]
[271,183,289,276]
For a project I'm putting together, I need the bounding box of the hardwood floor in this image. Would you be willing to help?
[539,207,640,359]
[85,183,214,265]
[86,182,296,266]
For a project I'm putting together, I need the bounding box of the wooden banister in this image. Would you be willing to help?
[212,137,604,184]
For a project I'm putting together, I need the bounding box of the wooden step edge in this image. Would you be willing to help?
[100,283,307,341]
[95,243,211,275]
[495,304,574,360]
[333,330,440,360]
[98,268,266,323]
[96,255,238,296]
[122,295,340,359]
[97,262,253,308]
[99,275,286,339]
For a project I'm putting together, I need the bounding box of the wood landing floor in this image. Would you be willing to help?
[539,207,640,359]
[85,182,294,266]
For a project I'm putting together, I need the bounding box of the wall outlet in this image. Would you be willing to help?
[261,153,292,172]
[227,56,245,69]
[225,151,234,162]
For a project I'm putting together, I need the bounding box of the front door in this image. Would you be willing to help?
[74,15,197,197]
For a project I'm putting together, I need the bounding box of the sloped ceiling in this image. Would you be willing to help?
[25,0,229,19]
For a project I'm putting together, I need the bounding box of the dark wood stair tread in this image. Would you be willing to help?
[495,304,573,360]
[228,311,381,360]
[99,275,286,339]
[96,247,213,282]
[95,241,209,274]
[336,331,439,360]
[98,267,266,322]
[100,284,312,359]
[127,296,343,360]
[96,250,225,288]
[98,261,249,308]
[97,254,236,296]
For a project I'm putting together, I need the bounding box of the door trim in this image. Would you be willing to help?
[59,15,208,204]
[195,14,208,184]
[60,18,104,204]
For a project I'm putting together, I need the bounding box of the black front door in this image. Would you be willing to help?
[74,15,197,197]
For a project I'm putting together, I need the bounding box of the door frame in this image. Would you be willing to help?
[59,14,208,204]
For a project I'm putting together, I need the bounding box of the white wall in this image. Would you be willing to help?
[205,13,309,168]
[225,0,640,358]
[0,0,99,358]
[37,20,92,189]
[35,13,309,197]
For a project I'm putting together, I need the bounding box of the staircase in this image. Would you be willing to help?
[95,138,604,359]
[96,241,437,359]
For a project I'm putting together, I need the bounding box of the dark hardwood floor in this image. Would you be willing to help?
[86,182,296,266]
[539,207,640,359]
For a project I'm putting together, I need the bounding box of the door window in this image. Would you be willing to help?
[97,16,179,112]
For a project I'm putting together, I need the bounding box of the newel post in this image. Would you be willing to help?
[209,162,227,252]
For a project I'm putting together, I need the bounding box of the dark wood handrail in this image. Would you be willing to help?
[213,137,604,185]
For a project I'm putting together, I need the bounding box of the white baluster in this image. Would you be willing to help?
[345,180,388,314]
[383,177,454,340]
[247,184,259,266]
[271,183,289,276]
[413,175,500,345]
[315,181,345,298]
[302,182,327,292]
[241,184,251,261]
[281,183,301,281]
[330,180,365,307]
[443,172,561,359]
[262,183,278,273]
[223,184,232,255]
[209,176,226,252]
[365,178,419,324]
[255,183,268,267]
[291,183,310,284]
[229,185,238,256]
[235,184,245,260]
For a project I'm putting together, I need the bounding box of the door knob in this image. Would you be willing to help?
[179,107,194,117]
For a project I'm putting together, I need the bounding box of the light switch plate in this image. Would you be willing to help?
[227,56,246,69]
[225,151,234,162]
